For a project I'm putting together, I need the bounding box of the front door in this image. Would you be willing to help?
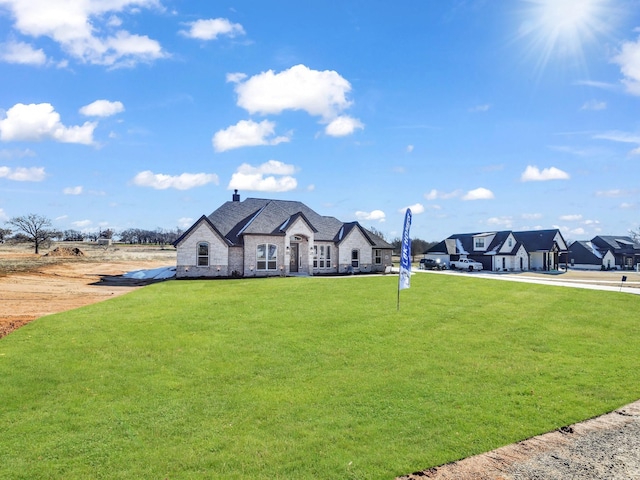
[289,243,299,272]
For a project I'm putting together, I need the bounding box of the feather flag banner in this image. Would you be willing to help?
[397,208,412,310]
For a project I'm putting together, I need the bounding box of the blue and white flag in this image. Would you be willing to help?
[399,208,412,291]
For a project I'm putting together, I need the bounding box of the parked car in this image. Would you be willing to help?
[450,258,483,271]
[419,258,446,270]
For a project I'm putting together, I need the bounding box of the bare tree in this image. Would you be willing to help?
[630,227,640,243]
[0,227,11,243]
[368,226,387,241]
[6,214,55,254]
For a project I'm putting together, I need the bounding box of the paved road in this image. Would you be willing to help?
[415,268,640,295]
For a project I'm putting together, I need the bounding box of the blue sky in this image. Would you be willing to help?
[1,0,639,242]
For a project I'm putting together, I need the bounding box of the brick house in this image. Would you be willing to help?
[173,191,394,278]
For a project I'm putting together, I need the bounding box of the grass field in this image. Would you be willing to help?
[1,273,639,479]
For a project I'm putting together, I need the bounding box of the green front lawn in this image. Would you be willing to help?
[1,274,639,479]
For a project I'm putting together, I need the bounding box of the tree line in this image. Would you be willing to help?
[1,214,184,254]
[5,213,640,256]
[368,226,439,260]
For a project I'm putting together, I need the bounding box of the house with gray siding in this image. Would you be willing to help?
[173,191,394,278]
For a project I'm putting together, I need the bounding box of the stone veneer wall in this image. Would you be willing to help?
[176,222,229,278]
[242,235,286,277]
[337,228,374,274]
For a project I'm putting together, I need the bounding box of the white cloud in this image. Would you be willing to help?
[580,100,606,110]
[79,100,124,117]
[355,210,386,222]
[593,130,640,154]
[398,203,424,214]
[63,186,83,195]
[212,119,290,152]
[0,0,167,68]
[596,190,628,198]
[522,213,543,220]
[521,165,570,181]
[593,130,640,144]
[613,34,640,95]
[462,187,494,201]
[72,219,92,228]
[227,160,298,192]
[487,216,513,227]
[226,72,247,83]
[0,208,9,221]
[469,104,491,113]
[0,103,96,144]
[574,80,618,90]
[0,166,45,181]
[406,145,414,153]
[0,40,47,65]
[568,227,586,236]
[0,148,36,159]
[424,189,462,200]
[180,18,245,40]
[619,202,636,209]
[324,115,364,137]
[559,214,582,221]
[133,171,219,190]
[231,64,353,121]
[178,217,193,229]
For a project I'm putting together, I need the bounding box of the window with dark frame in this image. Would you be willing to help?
[351,249,359,268]
[197,242,209,266]
[257,243,278,271]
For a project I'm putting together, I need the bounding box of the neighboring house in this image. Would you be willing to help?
[425,229,568,272]
[570,236,640,271]
[173,191,394,278]
[568,241,616,270]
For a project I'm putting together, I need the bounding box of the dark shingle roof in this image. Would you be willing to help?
[591,235,640,253]
[201,197,392,248]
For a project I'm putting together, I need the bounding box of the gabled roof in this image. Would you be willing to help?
[172,215,231,247]
[181,196,394,249]
[591,235,640,253]
[514,229,567,252]
[334,221,393,247]
[569,240,607,263]
[425,229,567,255]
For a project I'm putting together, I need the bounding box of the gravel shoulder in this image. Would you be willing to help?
[398,400,640,480]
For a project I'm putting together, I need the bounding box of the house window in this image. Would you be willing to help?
[197,242,209,266]
[351,249,360,268]
[314,245,332,269]
[475,238,485,249]
[374,249,382,265]
[257,243,277,270]
[508,238,513,248]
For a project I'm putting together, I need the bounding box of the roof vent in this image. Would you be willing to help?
[232,189,240,202]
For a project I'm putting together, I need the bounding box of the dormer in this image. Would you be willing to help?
[473,232,495,252]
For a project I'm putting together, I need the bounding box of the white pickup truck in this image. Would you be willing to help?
[450,258,483,271]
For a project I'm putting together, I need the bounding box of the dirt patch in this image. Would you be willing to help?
[0,243,175,339]
[44,246,85,257]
